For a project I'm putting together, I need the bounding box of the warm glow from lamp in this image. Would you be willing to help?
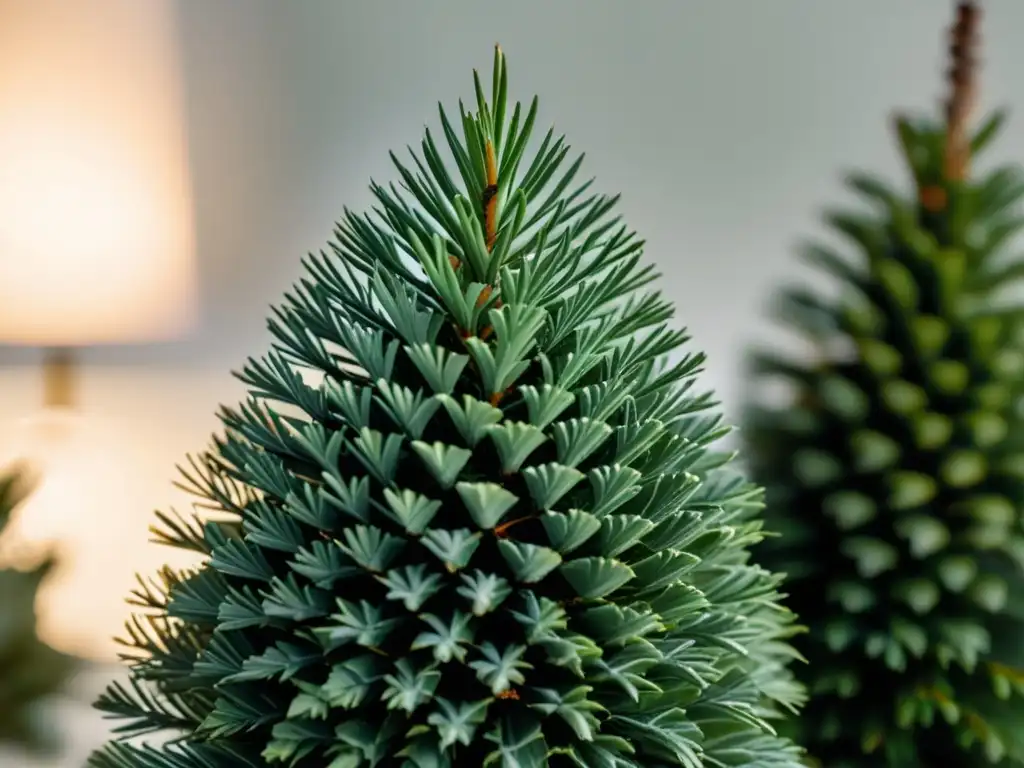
[0,410,150,662]
[0,0,195,344]
[0,0,196,662]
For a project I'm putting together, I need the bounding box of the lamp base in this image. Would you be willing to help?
[42,348,76,409]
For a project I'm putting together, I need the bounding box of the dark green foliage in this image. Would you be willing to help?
[89,49,803,767]
[0,470,77,753]
[745,107,1024,766]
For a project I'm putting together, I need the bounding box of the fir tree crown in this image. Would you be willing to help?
[89,48,804,767]
[745,3,1024,766]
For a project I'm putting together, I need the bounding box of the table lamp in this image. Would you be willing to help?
[0,0,195,661]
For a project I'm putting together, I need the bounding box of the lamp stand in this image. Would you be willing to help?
[42,348,77,409]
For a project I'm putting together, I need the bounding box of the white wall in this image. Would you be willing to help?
[64,0,1024,386]
[4,0,1024,755]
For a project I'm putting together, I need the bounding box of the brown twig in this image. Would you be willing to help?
[483,141,499,251]
[919,185,948,213]
[943,1,981,181]
[474,140,501,341]
[494,513,534,537]
[476,284,493,308]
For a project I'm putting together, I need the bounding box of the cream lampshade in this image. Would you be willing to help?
[0,0,196,661]
[0,0,196,351]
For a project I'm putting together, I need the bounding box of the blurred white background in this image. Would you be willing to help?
[2,1,1024,764]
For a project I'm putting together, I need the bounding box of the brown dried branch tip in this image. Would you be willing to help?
[944,0,981,181]
[483,140,499,250]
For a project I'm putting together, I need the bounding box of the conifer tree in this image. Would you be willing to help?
[745,3,1024,765]
[89,48,804,767]
[0,469,77,753]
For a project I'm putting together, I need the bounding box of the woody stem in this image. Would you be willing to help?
[944,1,980,181]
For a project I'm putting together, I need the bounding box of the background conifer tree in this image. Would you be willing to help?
[89,48,804,767]
[0,469,77,753]
[745,3,1024,765]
